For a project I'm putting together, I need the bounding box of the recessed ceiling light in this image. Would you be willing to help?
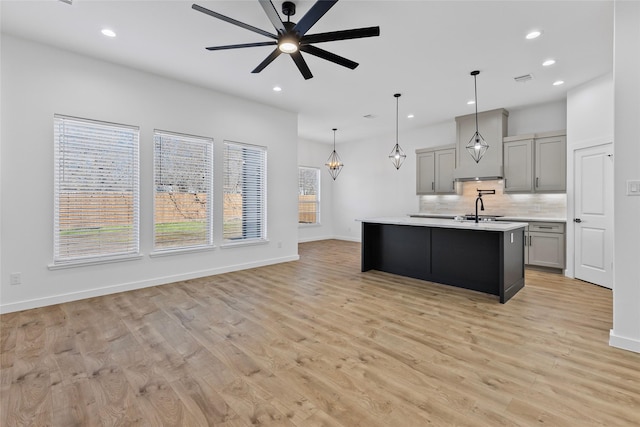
[101,28,116,38]
[542,59,556,67]
[273,86,282,92]
[553,80,565,86]
[467,100,475,105]
[407,114,414,119]
[526,30,542,40]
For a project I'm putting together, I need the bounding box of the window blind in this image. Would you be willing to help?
[154,131,213,250]
[298,167,320,224]
[223,141,267,242]
[53,115,139,264]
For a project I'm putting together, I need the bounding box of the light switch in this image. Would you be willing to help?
[627,180,640,196]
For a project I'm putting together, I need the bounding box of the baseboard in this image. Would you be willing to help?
[298,235,334,243]
[609,330,640,354]
[298,235,362,243]
[0,254,300,314]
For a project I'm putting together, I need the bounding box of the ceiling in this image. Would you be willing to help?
[1,0,614,144]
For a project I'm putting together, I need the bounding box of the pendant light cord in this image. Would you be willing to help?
[396,96,399,146]
[473,71,479,133]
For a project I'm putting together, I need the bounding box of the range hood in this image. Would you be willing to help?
[453,108,508,181]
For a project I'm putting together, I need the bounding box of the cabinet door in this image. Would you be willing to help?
[416,151,435,194]
[503,139,533,192]
[435,148,456,193]
[528,231,565,269]
[535,136,566,192]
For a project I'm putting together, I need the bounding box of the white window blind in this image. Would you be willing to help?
[298,166,320,225]
[223,141,267,242]
[154,131,213,250]
[53,115,139,264]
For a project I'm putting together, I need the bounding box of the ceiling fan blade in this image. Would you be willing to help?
[192,3,277,40]
[300,45,358,69]
[258,0,285,33]
[290,51,314,80]
[294,0,338,36]
[206,41,277,51]
[302,26,380,44]
[252,48,282,74]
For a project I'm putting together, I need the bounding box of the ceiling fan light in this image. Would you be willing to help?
[278,39,299,53]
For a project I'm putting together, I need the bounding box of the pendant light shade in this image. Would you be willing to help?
[466,70,489,163]
[389,93,407,170]
[325,128,343,180]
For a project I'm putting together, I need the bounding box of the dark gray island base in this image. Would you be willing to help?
[361,218,527,303]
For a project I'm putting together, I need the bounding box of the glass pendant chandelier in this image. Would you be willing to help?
[389,93,407,170]
[466,70,489,163]
[325,128,343,180]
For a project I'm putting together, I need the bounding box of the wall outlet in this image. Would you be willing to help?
[10,273,21,286]
[277,241,282,248]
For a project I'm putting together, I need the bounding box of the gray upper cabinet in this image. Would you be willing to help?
[535,135,567,192]
[416,146,456,195]
[503,131,566,193]
[416,150,435,194]
[435,148,456,193]
[503,138,534,192]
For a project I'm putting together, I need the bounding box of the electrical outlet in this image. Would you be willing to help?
[277,241,282,248]
[10,273,21,286]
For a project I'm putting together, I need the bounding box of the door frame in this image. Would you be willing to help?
[566,137,613,279]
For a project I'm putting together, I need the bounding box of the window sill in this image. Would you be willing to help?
[48,253,144,270]
[149,245,216,258]
[221,238,269,249]
[299,223,322,228]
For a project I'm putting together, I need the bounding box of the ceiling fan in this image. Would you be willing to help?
[192,0,380,80]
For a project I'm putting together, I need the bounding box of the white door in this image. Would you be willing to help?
[574,143,614,288]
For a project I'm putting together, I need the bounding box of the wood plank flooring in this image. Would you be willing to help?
[1,239,639,426]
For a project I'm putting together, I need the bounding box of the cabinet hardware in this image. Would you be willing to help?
[432,182,434,190]
[536,177,539,187]
[537,226,553,229]
[574,218,582,223]
[504,178,507,189]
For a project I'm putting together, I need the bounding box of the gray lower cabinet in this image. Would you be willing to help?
[416,146,456,194]
[524,222,566,269]
[503,131,566,193]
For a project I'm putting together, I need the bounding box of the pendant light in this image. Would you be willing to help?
[466,70,489,163]
[389,93,407,170]
[325,128,343,180]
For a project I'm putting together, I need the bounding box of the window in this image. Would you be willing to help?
[223,141,267,243]
[154,131,213,251]
[53,115,139,264]
[298,167,320,225]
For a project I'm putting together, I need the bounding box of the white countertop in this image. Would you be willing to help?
[359,216,528,232]
[409,213,566,223]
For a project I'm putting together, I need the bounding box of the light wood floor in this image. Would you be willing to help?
[1,240,639,426]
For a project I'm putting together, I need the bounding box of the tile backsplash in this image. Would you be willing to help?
[418,180,566,218]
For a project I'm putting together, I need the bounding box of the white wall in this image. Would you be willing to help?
[610,0,640,353]
[297,138,335,242]
[0,36,299,313]
[326,100,567,241]
[565,73,614,278]
[507,99,567,136]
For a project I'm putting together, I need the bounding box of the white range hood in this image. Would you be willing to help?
[454,108,509,181]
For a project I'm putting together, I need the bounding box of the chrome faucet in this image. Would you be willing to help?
[475,189,496,223]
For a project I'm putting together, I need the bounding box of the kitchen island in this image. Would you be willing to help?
[360,217,528,303]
